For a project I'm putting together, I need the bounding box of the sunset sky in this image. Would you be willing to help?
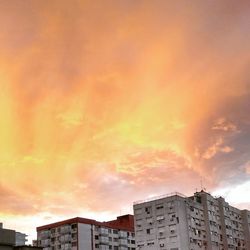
[0,0,250,241]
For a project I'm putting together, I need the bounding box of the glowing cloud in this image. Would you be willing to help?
[0,0,250,241]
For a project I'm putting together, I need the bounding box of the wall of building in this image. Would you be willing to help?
[196,192,224,250]
[134,195,191,250]
[92,225,135,250]
[134,192,250,250]
[0,246,13,250]
[242,210,250,249]
[0,228,15,246]
[14,247,42,250]
[0,224,31,250]
[37,215,135,250]
[15,232,27,246]
[183,198,207,250]
[78,223,92,250]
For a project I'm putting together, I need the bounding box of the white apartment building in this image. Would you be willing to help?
[37,215,136,250]
[0,223,28,248]
[15,232,28,246]
[242,210,250,249]
[133,191,250,250]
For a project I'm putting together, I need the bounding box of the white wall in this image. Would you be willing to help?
[78,223,92,250]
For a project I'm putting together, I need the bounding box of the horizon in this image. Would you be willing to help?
[2,188,250,243]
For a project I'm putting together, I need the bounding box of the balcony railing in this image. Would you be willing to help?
[134,192,187,205]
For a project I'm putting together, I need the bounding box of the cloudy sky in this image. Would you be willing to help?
[0,0,250,241]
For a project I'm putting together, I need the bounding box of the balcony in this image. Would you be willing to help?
[119,239,128,246]
[40,231,50,240]
[60,226,71,235]
[99,236,109,245]
[71,224,77,233]
[60,234,71,243]
[41,239,50,247]
[99,228,109,236]
[119,231,127,239]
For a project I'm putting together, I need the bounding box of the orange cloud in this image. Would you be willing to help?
[0,0,250,241]
[201,137,234,160]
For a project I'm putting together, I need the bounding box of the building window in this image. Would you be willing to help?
[156,204,164,210]
[147,241,154,246]
[145,207,152,214]
[134,208,142,215]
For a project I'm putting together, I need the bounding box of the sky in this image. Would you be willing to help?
[0,0,250,242]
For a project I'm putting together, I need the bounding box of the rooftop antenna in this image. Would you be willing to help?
[200,176,206,191]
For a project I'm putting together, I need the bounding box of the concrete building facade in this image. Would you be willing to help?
[0,223,16,250]
[0,223,38,250]
[15,232,28,246]
[133,191,250,250]
[241,210,250,249]
[37,215,136,250]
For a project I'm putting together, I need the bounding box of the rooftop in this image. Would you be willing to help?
[37,214,134,232]
[133,192,186,205]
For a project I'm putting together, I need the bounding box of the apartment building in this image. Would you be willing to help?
[15,232,28,246]
[241,210,250,249]
[37,215,136,250]
[0,223,39,250]
[133,191,250,250]
[193,192,224,249]
[0,223,15,250]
